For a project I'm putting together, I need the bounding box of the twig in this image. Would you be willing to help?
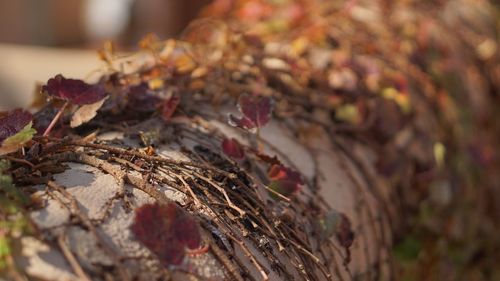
[57,232,92,281]
[226,232,269,281]
[261,183,292,202]
[50,151,170,204]
[202,232,245,281]
[282,236,331,279]
[47,180,131,281]
[3,156,34,168]
[176,175,202,207]
[43,101,69,137]
[195,173,246,217]
[56,138,237,177]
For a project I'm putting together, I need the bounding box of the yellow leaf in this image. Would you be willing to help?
[434,142,446,168]
[335,104,360,124]
[191,66,208,79]
[381,87,411,114]
[289,36,309,57]
[175,54,196,74]
[148,78,164,90]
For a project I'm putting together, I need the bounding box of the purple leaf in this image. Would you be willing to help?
[0,109,33,143]
[173,210,202,250]
[159,239,186,266]
[222,138,245,159]
[228,94,273,131]
[228,114,257,130]
[131,202,202,267]
[127,83,162,112]
[42,74,107,105]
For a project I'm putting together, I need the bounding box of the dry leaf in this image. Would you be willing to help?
[70,97,108,128]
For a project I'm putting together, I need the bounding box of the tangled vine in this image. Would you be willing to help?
[1,1,499,281]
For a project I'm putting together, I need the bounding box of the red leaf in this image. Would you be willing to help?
[228,114,257,130]
[162,95,180,121]
[131,202,201,267]
[173,210,202,250]
[268,164,303,185]
[228,94,273,131]
[254,151,282,165]
[159,239,186,266]
[336,213,354,248]
[267,164,303,197]
[268,165,288,181]
[269,180,300,197]
[42,74,107,105]
[239,94,273,128]
[0,109,33,143]
[237,1,272,21]
[222,138,245,159]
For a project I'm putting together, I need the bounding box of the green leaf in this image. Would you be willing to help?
[0,122,36,155]
[0,235,11,270]
[317,212,338,239]
[393,236,421,262]
[0,160,9,171]
[0,164,30,208]
[2,122,36,147]
[433,142,446,168]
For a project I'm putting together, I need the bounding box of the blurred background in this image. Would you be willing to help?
[0,0,211,110]
[0,0,212,47]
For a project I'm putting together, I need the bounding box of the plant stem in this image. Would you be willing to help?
[43,101,69,137]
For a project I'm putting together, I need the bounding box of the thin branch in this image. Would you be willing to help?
[47,180,131,281]
[43,101,69,137]
[176,175,202,207]
[56,233,92,281]
[3,156,34,168]
[202,232,245,281]
[226,232,269,281]
[50,151,171,204]
[195,173,246,217]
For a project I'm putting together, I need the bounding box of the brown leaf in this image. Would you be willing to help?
[70,96,108,128]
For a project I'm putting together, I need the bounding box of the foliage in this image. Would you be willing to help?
[131,203,201,267]
[393,236,421,262]
[221,138,245,159]
[38,74,109,134]
[0,109,36,155]
[42,74,106,105]
[228,94,273,132]
[200,0,500,279]
[267,164,303,197]
[0,160,32,277]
